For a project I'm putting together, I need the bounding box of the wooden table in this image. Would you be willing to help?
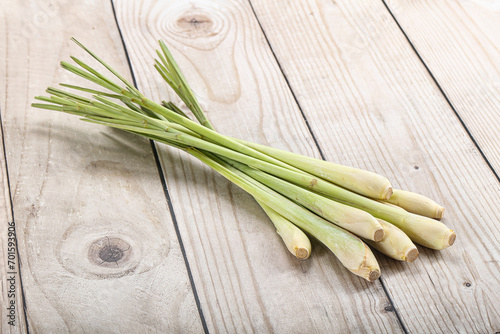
[1,1,499,333]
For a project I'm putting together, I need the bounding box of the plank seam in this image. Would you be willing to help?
[247,0,327,161]
[381,0,500,184]
[0,108,31,332]
[247,1,408,332]
[109,1,209,333]
[379,276,409,333]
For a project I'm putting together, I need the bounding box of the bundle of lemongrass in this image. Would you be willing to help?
[33,39,455,282]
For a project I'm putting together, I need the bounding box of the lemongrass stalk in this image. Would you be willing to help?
[233,139,393,200]
[377,200,408,212]
[187,149,381,281]
[155,40,215,130]
[385,189,445,219]
[224,157,384,242]
[258,201,311,260]
[364,219,419,262]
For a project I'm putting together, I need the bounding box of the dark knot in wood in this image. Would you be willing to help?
[88,237,131,268]
[177,14,213,33]
[99,245,124,263]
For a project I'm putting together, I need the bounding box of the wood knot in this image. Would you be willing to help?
[100,245,123,262]
[161,4,228,49]
[176,13,215,38]
[89,237,131,268]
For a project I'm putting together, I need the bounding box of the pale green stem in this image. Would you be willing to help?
[257,201,311,260]
[233,138,393,200]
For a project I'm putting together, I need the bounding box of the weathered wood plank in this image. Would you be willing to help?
[386,0,500,175]
[249,0,500,333]
[114,0,403,332]
[0,117,27,332]
[0,0,202,332]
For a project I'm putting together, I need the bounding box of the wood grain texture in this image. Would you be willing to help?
[114,0,403,332]
[0,0,202,332]
[386,0,500,175]
[249,0,500,333]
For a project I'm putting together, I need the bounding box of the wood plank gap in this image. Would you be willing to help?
[247,0,326,161]
[148,143,209,334]
[248,1,409,332]
[379,276,408,334]
[109,1,209,332]
[381,0,500,184]
[0,105,30,333]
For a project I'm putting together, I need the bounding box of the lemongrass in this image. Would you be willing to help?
[234,139,393,200]
[364,219,419,262]
[258,201,311,260]
[35,47,455,250]
[385,189,445,219]
[32,38,457,282]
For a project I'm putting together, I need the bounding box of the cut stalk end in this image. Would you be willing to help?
[365,219,419,262]
[399,214,455,250]
[373,228,385,242]
[436,206,445,220]
[258,201,312,260]
[346,244,381,282]
[368,269,381,282]
[404,248,419,263]
[295,247,310,260]
[384,185,394,200]
[445,230,456,248]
